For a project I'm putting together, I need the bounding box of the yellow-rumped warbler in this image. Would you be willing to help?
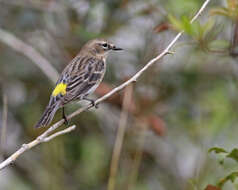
[34,39,122,128]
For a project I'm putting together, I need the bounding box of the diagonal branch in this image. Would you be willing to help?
[42,125,76,142]
[0,0,211,171]
[0,125,76,170]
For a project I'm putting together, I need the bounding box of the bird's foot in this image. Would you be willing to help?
[63,115,69,126]
[62,107,69,126]
[83,97,98,108]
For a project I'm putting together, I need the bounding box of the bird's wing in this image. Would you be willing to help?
[64,56,105,104]
[49,55,105,106]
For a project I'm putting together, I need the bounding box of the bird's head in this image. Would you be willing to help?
[81,38,123,58]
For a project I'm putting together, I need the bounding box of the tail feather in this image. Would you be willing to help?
[34,102,60,128]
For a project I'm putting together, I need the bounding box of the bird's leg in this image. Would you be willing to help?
[62,107,69,126]
[83,97,98,108]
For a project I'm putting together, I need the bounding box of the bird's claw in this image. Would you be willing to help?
[90,100,98,109]
[83,97,98,109]
[64,117,69,126]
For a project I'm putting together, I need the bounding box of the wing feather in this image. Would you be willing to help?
[49,55,105,106]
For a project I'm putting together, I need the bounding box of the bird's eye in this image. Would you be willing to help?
[102,43,108,48]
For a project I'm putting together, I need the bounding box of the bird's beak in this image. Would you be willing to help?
[112,46,123,51]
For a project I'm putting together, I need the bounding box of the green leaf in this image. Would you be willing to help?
[227,149,238,163]
[208,40,230,50]
[210,7,230,17]
[168,15,200,38]
[202,19,215,37]
[168,14,184,32]
[219,159,225,165]
[209,147,238,166]
[208,147,228,154]
[181,16,194,35]
[217,172,238,187]
[210,5,238,20]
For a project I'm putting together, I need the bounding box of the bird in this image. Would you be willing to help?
[34,38,123,128]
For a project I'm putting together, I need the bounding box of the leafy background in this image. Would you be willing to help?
[0,0,238,190]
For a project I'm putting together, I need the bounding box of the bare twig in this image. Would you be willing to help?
[0,125,75,170]
[42,125,76,142]
[0,93,8,154]
[0,28,59,83]
[0,0,211,171]
[107,85,133,190]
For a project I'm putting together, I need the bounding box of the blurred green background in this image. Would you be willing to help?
[0,0,238,189]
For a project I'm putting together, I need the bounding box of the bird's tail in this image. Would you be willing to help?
[34,102,61,128]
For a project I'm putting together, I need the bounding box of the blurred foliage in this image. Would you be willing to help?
[209,147,238,188]
[210,0,238,20]
[0,0,238,190]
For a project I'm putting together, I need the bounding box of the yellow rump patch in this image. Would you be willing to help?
[52,83,67,96]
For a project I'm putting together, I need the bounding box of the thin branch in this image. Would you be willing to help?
[0,93,8,154]
[107,85,133,190]
[0,0,211,171]
[0,125,75,170]
[42,125,76,142]
[0,28,59,83]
